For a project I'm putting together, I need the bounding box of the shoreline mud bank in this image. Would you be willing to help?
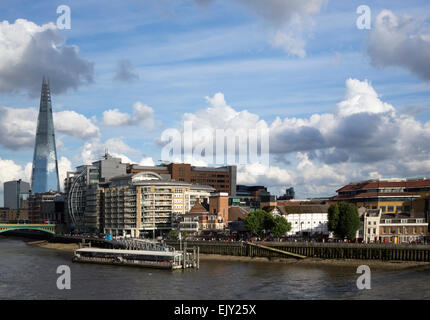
[25,240,430,270]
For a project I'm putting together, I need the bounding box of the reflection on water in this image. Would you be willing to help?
[0,237,429,299]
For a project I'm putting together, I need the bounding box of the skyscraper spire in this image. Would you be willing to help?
[31,77,60,193]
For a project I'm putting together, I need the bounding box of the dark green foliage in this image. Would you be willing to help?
[272,216,292,237]
[244,209,291,237]
[327,202,361,240]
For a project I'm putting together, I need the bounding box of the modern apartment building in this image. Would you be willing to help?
[64,153,127,233]
[127,163,236,196]
[103,171,214,238]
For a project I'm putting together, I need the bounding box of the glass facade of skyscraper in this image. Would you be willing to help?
[31,78,60,193]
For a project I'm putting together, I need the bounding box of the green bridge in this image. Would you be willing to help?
[0,224,56,235]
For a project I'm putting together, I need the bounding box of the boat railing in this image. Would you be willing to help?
[108,239,176,252]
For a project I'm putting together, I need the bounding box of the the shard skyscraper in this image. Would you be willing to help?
[31,77,60,193]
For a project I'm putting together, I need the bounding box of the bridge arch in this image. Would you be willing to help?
[0,225,56,235]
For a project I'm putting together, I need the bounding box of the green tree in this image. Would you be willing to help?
[272,216,292,237]
[244,210,275,237]
[244,210,292,238]
[327,203,340,232]
[328,202,361,241]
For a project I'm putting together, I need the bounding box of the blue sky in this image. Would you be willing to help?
[1,0,430,204]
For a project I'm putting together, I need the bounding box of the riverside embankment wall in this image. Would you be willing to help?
[166,241,430,262]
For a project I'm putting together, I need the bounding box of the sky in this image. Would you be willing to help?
[1,0,430,205]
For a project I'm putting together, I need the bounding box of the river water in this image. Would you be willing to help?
[1,237,429,299]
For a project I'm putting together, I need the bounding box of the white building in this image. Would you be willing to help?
[361,208,382,243]
[268,205,330,237]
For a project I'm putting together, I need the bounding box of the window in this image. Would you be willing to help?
[396,206,402,212]
[380,206,386,212]
[387,206,394,212]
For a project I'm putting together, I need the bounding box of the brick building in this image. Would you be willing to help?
[127,163,236,196]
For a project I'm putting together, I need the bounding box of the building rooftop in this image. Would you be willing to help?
[337,178,430,193]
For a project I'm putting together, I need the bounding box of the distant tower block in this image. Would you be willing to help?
[31,77,60,193]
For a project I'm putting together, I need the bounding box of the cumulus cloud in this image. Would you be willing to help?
[161,78,430,197]
[58,156,73,190]
[367,10,430,81]
[113,59,139,82]
[0,106,38,149]
[0,158,31,191]
[0,19,93,96]
[54,111,100,140]
[0,156,72,195]
[0,106,100,149]
[102,102,154,129]
[139,157,156,166]
[80,138,138,165]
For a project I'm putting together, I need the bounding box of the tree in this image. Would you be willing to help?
[244,210,272,237]
[327,203,339,232]
[328,202,361,241]
[272,216,292,238]
[244,210,291,238]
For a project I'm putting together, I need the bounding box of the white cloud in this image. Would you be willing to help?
[80,138,137,165]
[367,10,430,81]
[0,106,38,149]
[58,156,73,190]
[102,102,154,129]
[0,19,93,96]
[270,31,307,58]
[0,158,31,192]
[102,108,131,126]
[162,78,430,197]
[139,157,156,166]
[54,111,100,140]
[237,0,325,57]
[334,79,394,117]
[0,106,100,149]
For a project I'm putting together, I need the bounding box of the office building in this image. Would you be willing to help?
[230,185,276,210]
[31,78,60,193]
[3,180,30,210]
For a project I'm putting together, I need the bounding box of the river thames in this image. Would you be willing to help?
[1,237,429,299]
